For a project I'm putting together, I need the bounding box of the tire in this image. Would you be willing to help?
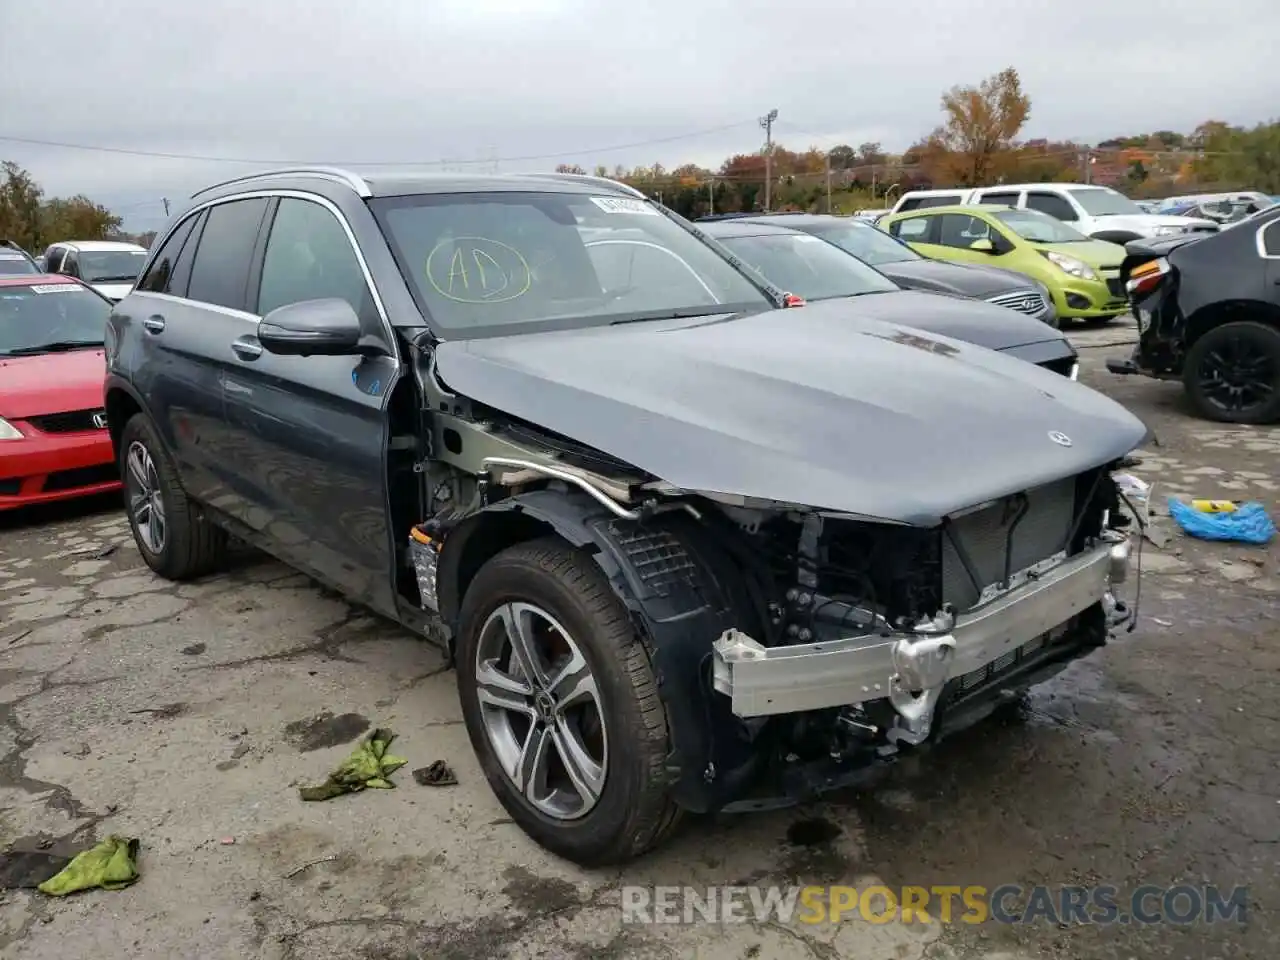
[119,413,228,579]
[456,537,682,866]
[1182,320,1280,424]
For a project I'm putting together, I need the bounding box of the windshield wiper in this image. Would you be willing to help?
[2,340,103,356]
[610,307,736,326]
[89,276,136,283]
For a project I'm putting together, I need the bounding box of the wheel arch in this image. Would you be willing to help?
[104,377,150,463]
[1185,299,1280,347]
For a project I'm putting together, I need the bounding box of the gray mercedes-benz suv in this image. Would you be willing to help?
[105,168,1143,865]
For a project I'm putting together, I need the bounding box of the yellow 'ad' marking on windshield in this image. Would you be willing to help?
[425,237,532,304]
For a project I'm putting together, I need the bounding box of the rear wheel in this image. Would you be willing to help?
[456,537,682,866]
[120,414,228,579]
[1183,320,1280,424]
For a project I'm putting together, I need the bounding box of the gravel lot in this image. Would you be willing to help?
[1,318,1276,960]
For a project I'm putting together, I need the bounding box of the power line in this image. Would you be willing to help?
[0,120,756,168]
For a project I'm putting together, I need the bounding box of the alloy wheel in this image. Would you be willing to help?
[1196,334,1276,416]
[474,601,608,820]
[125,441,166,554]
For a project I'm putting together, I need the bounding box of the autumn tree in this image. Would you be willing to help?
[0,162,43,251]
[554,163,586,175]
[0,161,121,252]
[924,67,1031,186]
[1188,119,1280,192]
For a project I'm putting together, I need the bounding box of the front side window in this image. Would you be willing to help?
[938,214,994,249]
[1262,218,1280,256]
[186,198,271,311]
[257,198,374,325]
[993,209,1090,244]
[78,250,147,284]
[804,221,921,265]
[1067,187,1143,217]
[0,282,111,356]
[714,232,899,301]
[372,191,772,337]
[137,215,199,294]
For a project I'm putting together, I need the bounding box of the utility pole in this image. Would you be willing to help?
[825,152,832,213]
[162,197,170,217]
[760,108,778,211]
[708,179,715,216]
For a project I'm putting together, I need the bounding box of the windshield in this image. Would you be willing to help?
[0,253,39,276]
[371,191,772,336]
[802,220,921,265]
[993,209,1090,244]
[714,232,899,301]
[78,250,146,283]
[0,282,110,356]
[1067,188,1143,217]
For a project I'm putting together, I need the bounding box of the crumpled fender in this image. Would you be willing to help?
[436,489,759,812]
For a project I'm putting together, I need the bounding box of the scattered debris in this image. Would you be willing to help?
[37,836,139,897]
[181,642,207,656]
[94,543,118,559]
[1143,520,1174,549]
[298,728,407,801]
[284,855,338,879]
[1168,498,1276,545]
[413,760,458,787]
[1151,618,1173,627]
[129,703,187,720]
[4,628,32,647]
[219,838,236,846]
[231,743,250,760]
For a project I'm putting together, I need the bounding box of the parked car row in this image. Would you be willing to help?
[84,167,1145,866]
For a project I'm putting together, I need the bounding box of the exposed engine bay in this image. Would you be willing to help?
[402,361,1138,812]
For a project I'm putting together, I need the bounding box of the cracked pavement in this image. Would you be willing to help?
[1,317,1276,959]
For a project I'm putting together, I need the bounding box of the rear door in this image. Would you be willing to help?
[218,195,402,614]
[1262,217,1280,296]
[887,213,947,257]
[126,197,270,504]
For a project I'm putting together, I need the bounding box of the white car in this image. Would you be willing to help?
[41,240,148,302]
[891,184,1219,244]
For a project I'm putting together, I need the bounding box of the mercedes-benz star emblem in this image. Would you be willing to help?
[1048,430,1072,447]
[92,412,108,430]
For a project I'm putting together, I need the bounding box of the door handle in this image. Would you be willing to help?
[231,337,263,361]
[142,315,165,334]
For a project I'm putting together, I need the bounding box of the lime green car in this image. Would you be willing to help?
[880,205,1130,322]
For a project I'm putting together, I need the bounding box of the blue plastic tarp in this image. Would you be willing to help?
[1167,498,1276,545]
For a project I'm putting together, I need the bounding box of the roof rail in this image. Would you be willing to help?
[190,166,371,200]
[515,172,648,199]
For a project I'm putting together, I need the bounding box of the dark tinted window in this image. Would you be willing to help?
[44,247,65,272]
[186,198,270,311]
[62,252,80,277]
[1025,192,1078,222]
[1263,220,1280,256]
[938,214,994,248]
[977,192,1019,206]
[257,198,375,325]
[136,216,198,293]
[901,195,963,211]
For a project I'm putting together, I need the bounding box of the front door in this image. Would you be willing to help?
[218,195,401,615]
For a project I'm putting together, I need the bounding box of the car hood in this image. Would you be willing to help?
[1091,213,1217,233]
[433,299,1146,526]
[89,282,134,302]
[878,259,1037,299]
[818,289,1066,353]
[0,349,106,419]
[1035,238,1128,268]
[1123,234,1205,259]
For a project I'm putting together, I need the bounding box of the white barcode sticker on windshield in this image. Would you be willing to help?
[29,284,77,294]
[590,196,660,216]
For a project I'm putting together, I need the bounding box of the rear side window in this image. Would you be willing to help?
[902,195,962,211]
[977,192,1019,206]
[1262,220,1280,257]
[1025,192,1078,222]
[136,215,199,293]
[186,198,271,311]
[890,217,932,241]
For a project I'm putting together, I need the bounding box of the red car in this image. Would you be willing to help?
[0,274,120,510]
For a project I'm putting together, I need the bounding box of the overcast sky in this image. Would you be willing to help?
[2,0,1277,231]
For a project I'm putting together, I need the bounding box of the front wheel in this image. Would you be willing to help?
[456,537,682,866]
[119,414,228,579]
[1182,320,1280,424]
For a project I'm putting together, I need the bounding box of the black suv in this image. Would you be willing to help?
[106,168,1144,865]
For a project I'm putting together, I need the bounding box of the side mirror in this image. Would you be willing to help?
[969,238,996,253]
[258,298,366,357]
